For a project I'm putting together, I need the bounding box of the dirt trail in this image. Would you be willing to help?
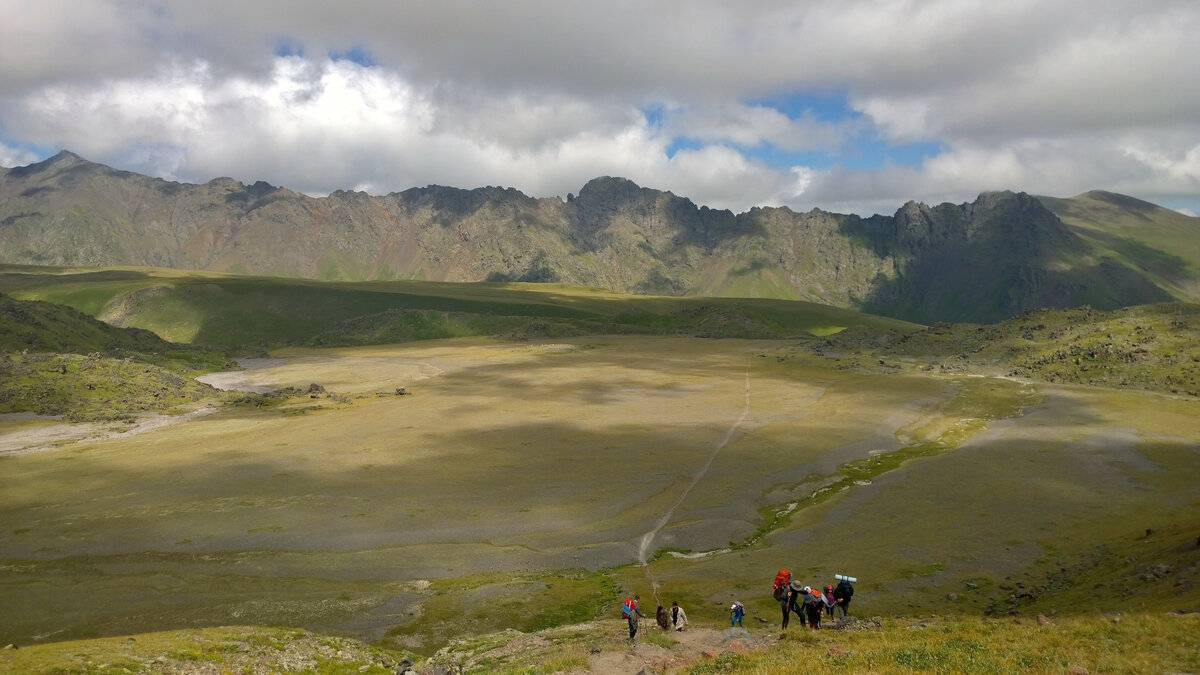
[638,364,752,605]
[0,406,218,456]
[582,625,761,674]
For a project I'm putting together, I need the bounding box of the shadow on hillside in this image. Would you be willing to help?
[0,268,153,294]
[1079,230,1194,284]
[849,225,1175,325]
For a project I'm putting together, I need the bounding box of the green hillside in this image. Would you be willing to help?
[1040,191,1200,301]
[0,291,173,354]
[796,302,1200,398]
[0,265,922,348]
[0,292,229,420]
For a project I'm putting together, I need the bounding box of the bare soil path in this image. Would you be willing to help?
[638,363,752,606]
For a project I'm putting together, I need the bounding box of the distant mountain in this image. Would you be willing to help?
[3,151,1196,324]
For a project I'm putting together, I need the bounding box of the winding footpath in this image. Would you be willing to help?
[639,363,752,603]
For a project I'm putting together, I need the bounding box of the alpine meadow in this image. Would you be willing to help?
[1,148,1197,673]
[3,5,1200,671]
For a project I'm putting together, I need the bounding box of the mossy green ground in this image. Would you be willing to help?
[2,336,1197,660]
[691,613,1199,675]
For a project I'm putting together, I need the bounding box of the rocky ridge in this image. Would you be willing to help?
[2,152,1192,324]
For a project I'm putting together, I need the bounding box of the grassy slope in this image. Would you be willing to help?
[0,292,230,420]
[0,292,171,354]
[808,302,1200,397]
[1041,191,1200,301]
[5,612,1195,674]
[0,265,921,348]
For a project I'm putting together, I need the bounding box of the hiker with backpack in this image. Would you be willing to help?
[729,600,745,627]
[833,578,855,617]
[655,604,670,631]
[622,595,646,641]
[801,586,824,629]
[824,585,836,617]
[773,568,800,629]
[670,601,688,631]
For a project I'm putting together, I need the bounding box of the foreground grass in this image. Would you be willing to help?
[688,613,1199,675]
[0,625,411,674]
[5,612,1194,674]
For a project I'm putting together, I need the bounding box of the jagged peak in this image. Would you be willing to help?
[5,149,92,177]
[575,176,649,201]
[45,149,85,164]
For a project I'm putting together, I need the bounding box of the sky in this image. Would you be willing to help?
[1,0,1198,217]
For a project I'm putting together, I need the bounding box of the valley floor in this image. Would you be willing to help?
[1,336,1197,658]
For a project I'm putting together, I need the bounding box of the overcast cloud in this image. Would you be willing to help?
[1,0,1197,216]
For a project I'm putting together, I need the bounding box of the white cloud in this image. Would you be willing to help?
[0,1,1197,217]
[662,103,863,153]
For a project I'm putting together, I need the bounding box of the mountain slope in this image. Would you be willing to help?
[1040,190,1200,300]
[3,152,1195,323]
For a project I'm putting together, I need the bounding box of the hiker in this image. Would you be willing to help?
[824,585,836,617]
[833,578,854,617]
[773,568,795,629]
[802,586,823,629]
[622,595,646,641]
[783,578,806,628]
[730,600,745,627]
[656,605,670,631]
[671,601,688,631]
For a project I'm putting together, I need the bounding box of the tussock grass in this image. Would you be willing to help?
[685,613,1200,674]
[805,302,1200,397]
[0,626,411,675]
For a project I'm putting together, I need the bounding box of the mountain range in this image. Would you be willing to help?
[3,151,1197,324]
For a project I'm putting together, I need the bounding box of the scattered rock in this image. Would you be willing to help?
[1037,614,1054,626]
[1067,665,1089,675]
[1140,564,1173,581]
[947,592,958,601]
[965,581,979,590]
[2,644,16,650]
[723,642,748,654]
[827,647,847,657]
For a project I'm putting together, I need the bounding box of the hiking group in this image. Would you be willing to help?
[622,595,688,642]
[772,568,854,629]
[617,570,852,641]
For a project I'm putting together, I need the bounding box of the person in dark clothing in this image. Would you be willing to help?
[803,589,823,629]
[782,579,805,628]
[824,585,836,617]
[656,605,670,631]
[833,580,854,617]
[623,595,646,641]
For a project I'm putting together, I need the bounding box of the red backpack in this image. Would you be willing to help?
[772,569,791,601]
[621,597,638,618]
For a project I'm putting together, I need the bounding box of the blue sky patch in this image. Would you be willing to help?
[329,45,377,67]
[273,38,305,59]
[748,91,859,123]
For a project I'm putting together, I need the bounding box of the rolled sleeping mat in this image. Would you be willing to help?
[834,574,857,583]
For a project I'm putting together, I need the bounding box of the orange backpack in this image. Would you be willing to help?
[772,569,791,601]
